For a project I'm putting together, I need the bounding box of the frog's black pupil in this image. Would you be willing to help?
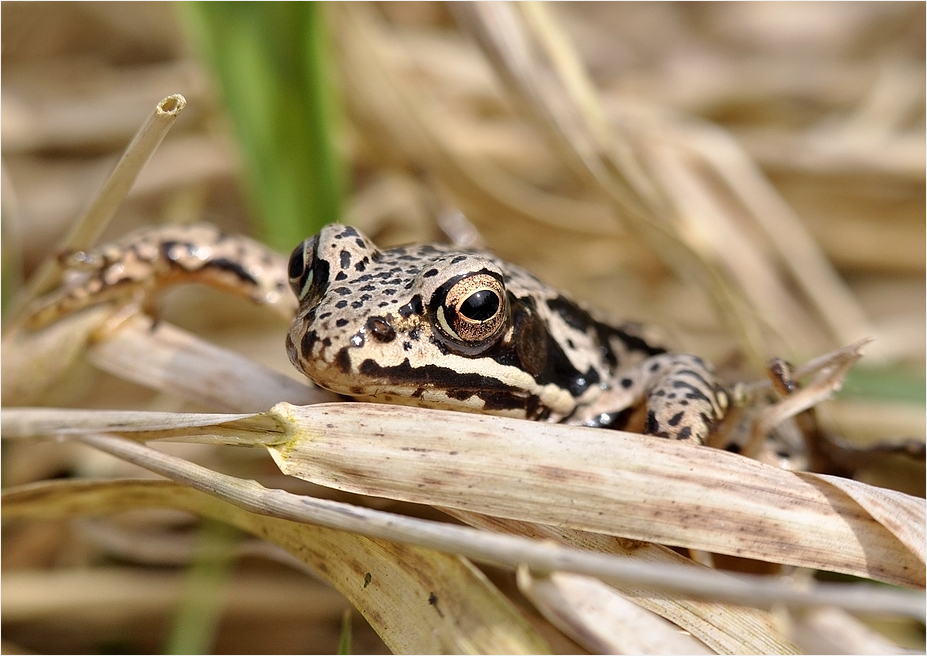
[460,290,499,321]
[288,248,306,281]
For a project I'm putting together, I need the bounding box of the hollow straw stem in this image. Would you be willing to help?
[6,94,186,327]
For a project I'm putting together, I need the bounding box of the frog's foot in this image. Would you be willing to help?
[642,354,729,444]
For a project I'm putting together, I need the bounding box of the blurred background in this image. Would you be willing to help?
[2,2,924,653]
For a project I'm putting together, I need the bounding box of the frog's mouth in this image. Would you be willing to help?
[356,388,550,421]
[321,355,562,421]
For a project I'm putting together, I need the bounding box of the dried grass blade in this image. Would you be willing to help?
[452,2,777,360]
[1,306,110,405]
[3,401,922,590]
[643,136,823,351]
[453,2,873,360]
[0,407,272,442]
[804,474,926,565]
[2,479,551,655]
[86,315,331,411]
[447,511,801,654]
[452,2,655,225]
[336,4,622,236]
[517,568,714,655]
[688,127,874,346]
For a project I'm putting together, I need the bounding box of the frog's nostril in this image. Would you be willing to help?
[367,316,396,343]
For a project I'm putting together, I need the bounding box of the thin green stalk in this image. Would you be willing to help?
[337,609,353,655]
[164,519,240,655]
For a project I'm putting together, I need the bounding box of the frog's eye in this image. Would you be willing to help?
[287,241,312,297]
[288,237,326,301]
[435,272,507,347]
[288,244,307,281]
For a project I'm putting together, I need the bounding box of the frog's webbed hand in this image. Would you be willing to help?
[639,353,729,444]
[583,353,728,444]
[26,224,297,330]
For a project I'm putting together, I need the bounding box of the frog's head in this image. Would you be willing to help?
[284,224,579,420]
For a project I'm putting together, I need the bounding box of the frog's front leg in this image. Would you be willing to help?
[639,353,729,442]
[588,354,729,444]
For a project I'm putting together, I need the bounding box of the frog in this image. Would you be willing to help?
[27,222,728,443]
[285,224,728,443]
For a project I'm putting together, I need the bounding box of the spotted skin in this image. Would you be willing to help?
[286,224,729,443]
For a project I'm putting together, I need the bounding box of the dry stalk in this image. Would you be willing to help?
[743,340,871,458]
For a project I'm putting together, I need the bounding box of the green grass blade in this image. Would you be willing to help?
[182,2,345,250]
[841,367,926,404]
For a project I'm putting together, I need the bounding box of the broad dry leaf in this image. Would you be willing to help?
[4,401,922,595]
[804,472,927,565]
[267,402,925,588]
[1,479,551,655]
[2,409,921,653]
